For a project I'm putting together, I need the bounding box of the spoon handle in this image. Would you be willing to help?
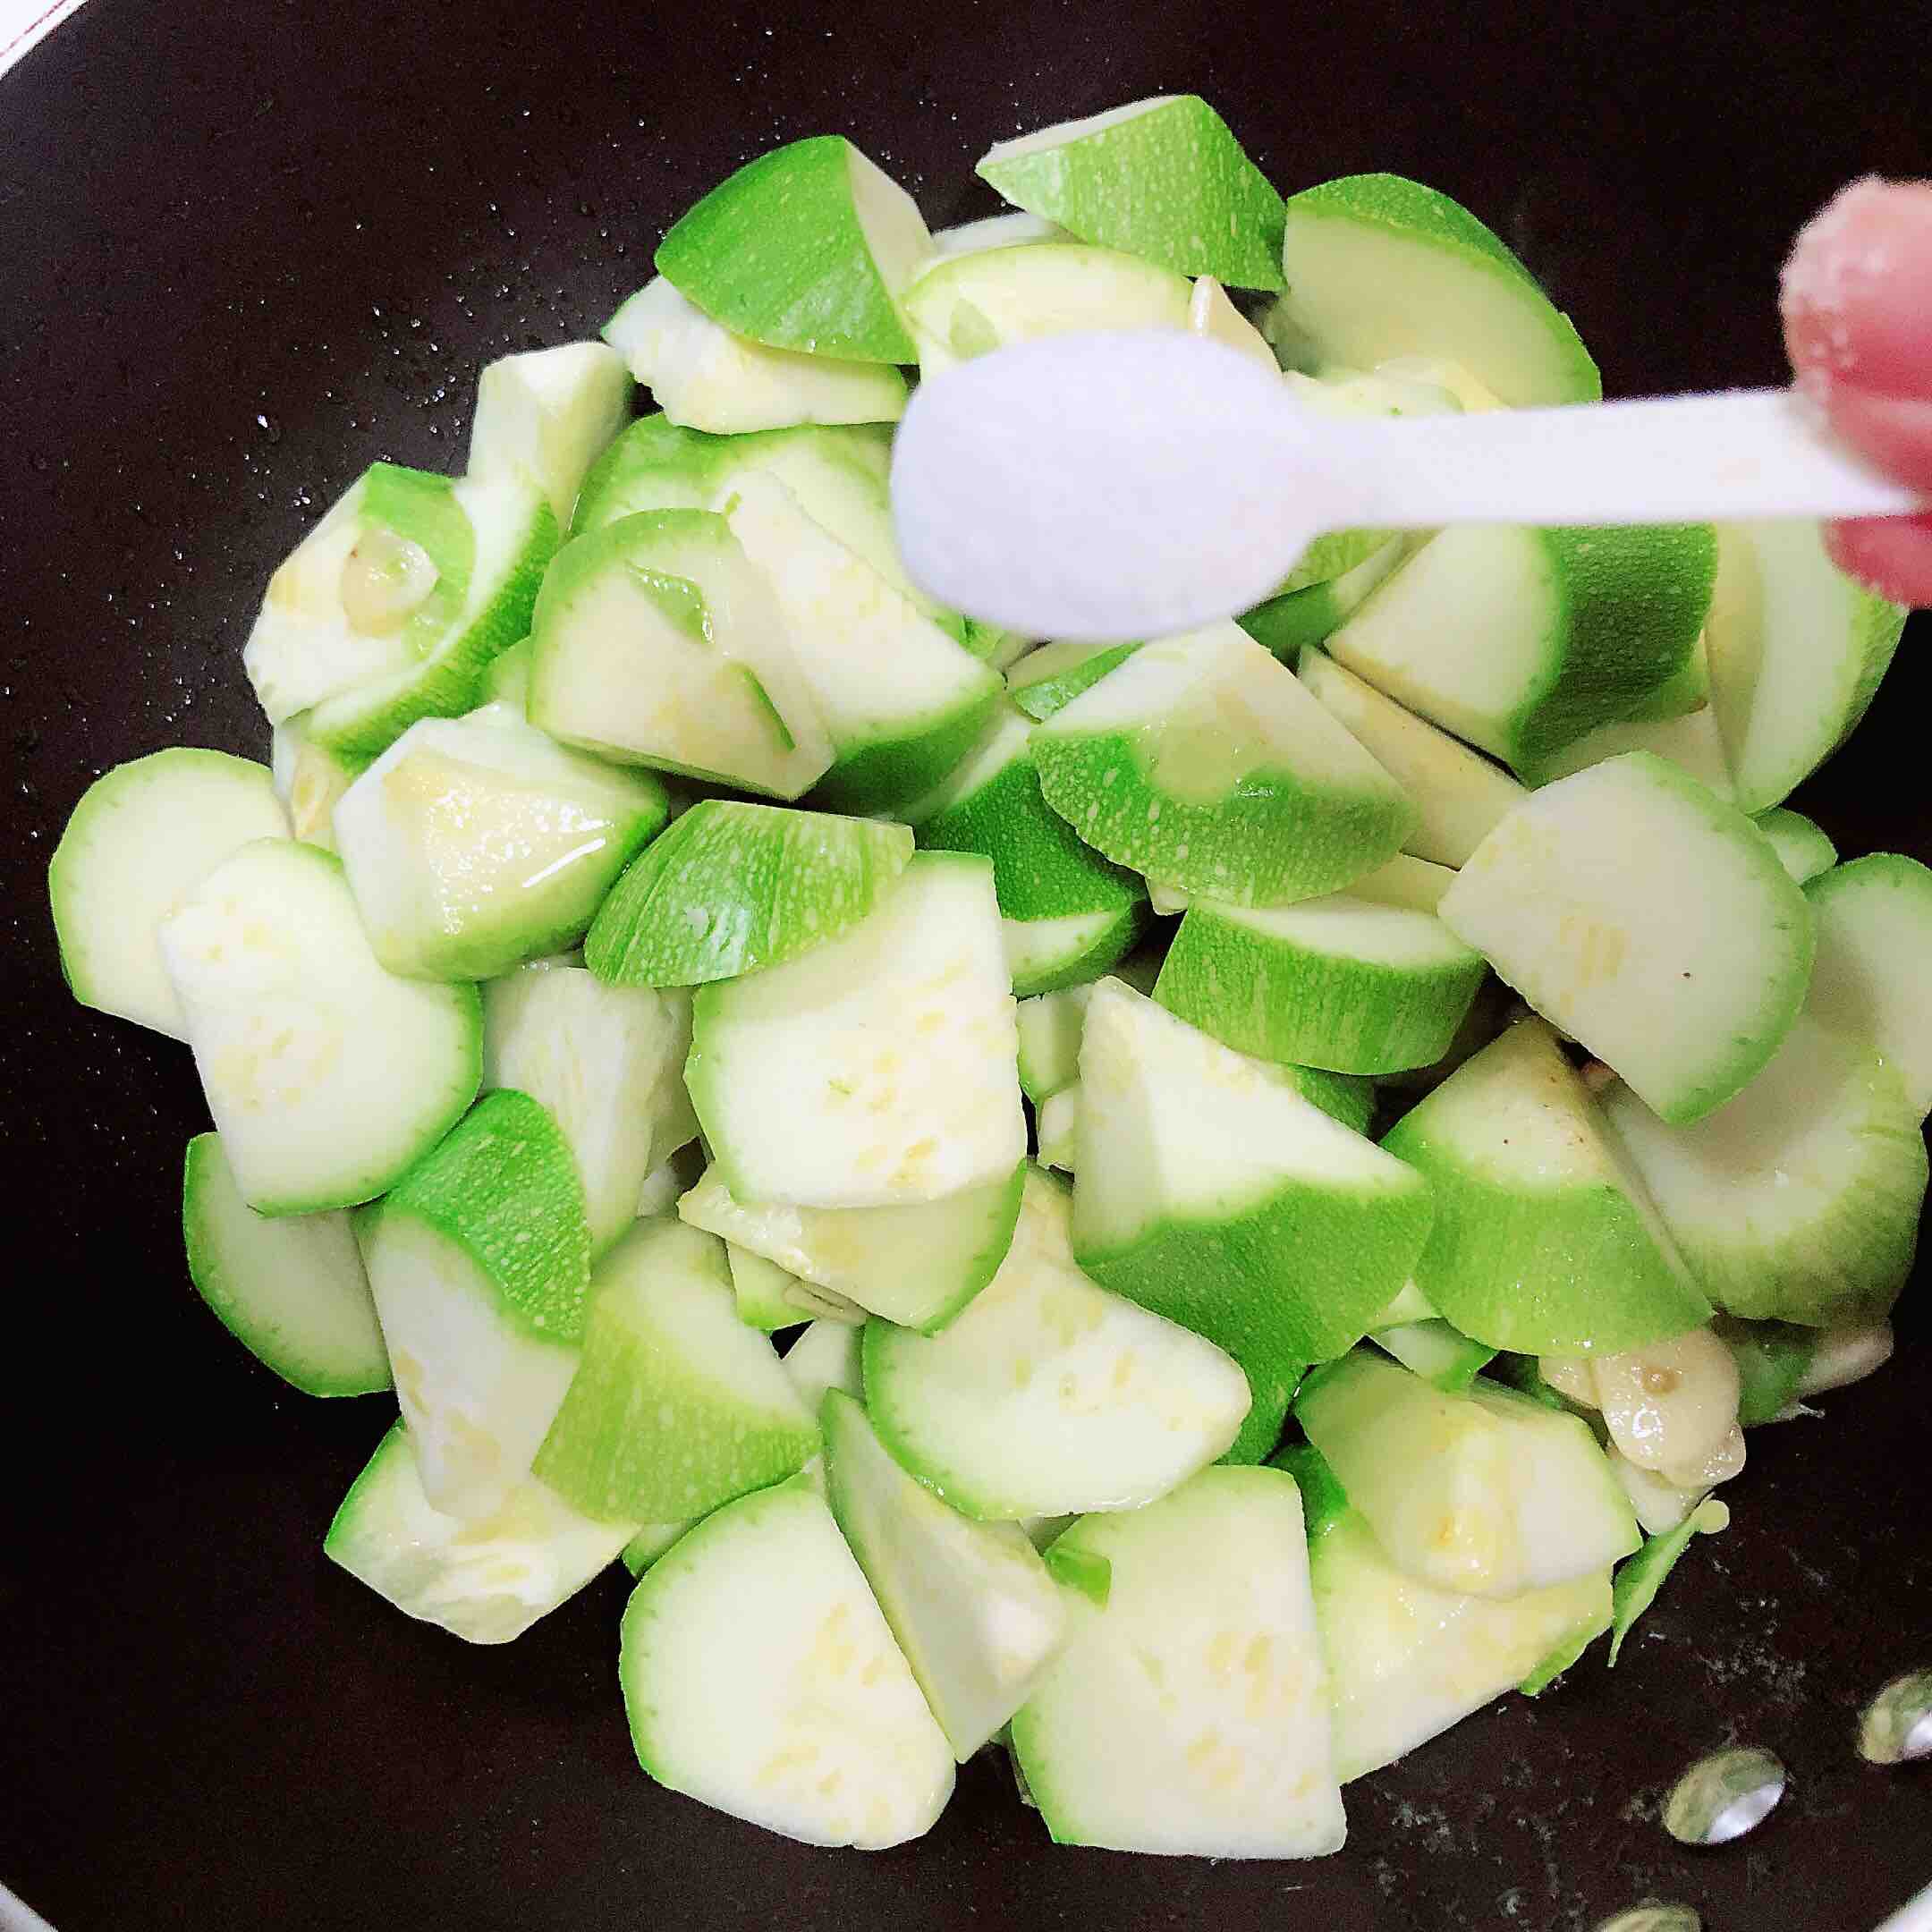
[1339,386,1926,531]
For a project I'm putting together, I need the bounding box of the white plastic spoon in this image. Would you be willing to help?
[888,331,1927,642]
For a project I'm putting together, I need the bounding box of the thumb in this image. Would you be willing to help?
[1782,178,1932,602]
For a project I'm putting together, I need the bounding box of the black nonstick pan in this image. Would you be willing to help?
[2,3,1928,1927]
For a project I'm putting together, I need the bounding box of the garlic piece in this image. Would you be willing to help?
[1591,1327,1740,1472]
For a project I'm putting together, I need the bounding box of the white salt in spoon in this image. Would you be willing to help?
[888,331,1926,642]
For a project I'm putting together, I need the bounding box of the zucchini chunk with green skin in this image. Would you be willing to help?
[528,509,834,799]
[1521,700,1738,800]
[823,1391,1069,1761]
[1704,519,1908,814]
[619,1476,954,1849]
[687,852,1025,1210]
[1268,174,1600,407]
[1621,631,1712,723]
[1308,1503,1611,1780]
[1153,857,1486,1075]
[1296,1352,1639,1598]
[1716,1317,1817,1428]
[726,1246,808,1332]
[1368,1318,1495,1394]
[1031,621,1415,907]
[326,1421,635,1644]
[605,277,907,436]
[366,1089,590,1517]
[619,1518,695,1580]
[157,839,481,1216]
[1600,1013,1928,1329]
[1324,521,1716,780]
[1382,1018,1708,1355]
[728,1244,864,1331]
[1011,1466,1345,1858]
[570,415,971,648]
[912,702,1145,926]
[334,703,669,982]
[1298,648,1527,867]
[677,1161,1024,1333]
[1754,807,1838,886]
[244,461,475,727]
[1013,952,1165,1104]
[1607,1496,1730,1666]
[1237,538,1407,665]
[303,472,560,768]
[656,137,929,364]
[1072,979,1433,1461]
[49,747,289,1040]
[182,1132,390,1397]
[1005,638,1142,723]
[899,242,1191,379]
[586,800,912,991]
[1003,904,1148,1000]
[272,719,357,851]
[532,1219,817,1524]
[719,470,1002,815]
[976,97,1285,290]
[466,341,632,528]
[1440,752,1815,1125]
[1805,852,1932,1119]
[862,1169,1250,1520]
[481,965,697,1256]
[1026,972,1375,1131]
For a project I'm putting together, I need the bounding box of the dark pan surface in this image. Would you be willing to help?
[2,4,1928,1927]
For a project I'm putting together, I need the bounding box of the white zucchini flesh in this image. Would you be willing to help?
[157,838,482,1215]
[861,1168,1250,1520]
[900,241,1192,377]
[326,1421,633,1645]
[1754,808,1837,886]
[1296,1352,1639,1600]
[823,1390,1069,1760]
[1440,751,1814,1126]
[49,748,289,1040]
[619,1476,954,1848]
[1704,518,1908,814]
[718,470,1001,813]
[182,1131,390,1397]
[527,508,835,800]
[302,470,558,767]
[1297,648,1526,868]
[676,1162,1021,1333]
[466,341,633,527]
[604,276,907,435]
[686,852,1025,1209]
[481,966,697,1254]
[1601,1013,1928,1329]
[331,701,669,981]
[1269,172,1600,408]
[782,1319,867,1414]
[1010,1466,1347,1858]
[365,1208,582,1525]
[271,719,357,851]
[1309,1510,1610,1782]
[1805,853,1932,1119]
